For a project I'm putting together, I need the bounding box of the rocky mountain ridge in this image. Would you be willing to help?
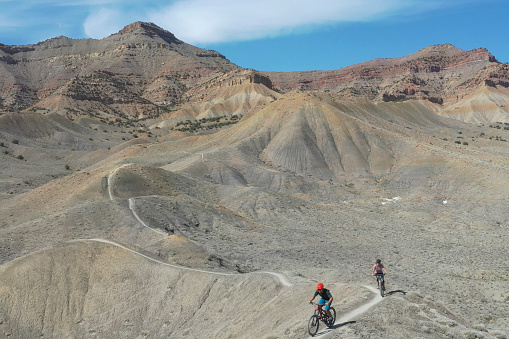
[1,23,509,124]
[0,22,241,117]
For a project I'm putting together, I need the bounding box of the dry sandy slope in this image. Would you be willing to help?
[439,86,509,123]
[0,240,378,339]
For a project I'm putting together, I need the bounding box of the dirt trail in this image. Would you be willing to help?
[128,198,168,235]
[72,238,384,338]
[72,238,293,284]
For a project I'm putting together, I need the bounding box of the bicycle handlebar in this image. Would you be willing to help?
[309,301,331,307]
[309,302,323,306]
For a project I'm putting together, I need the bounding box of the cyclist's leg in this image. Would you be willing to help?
[318,299,331,318]
[317,298,325,313]
[323,301,332,317]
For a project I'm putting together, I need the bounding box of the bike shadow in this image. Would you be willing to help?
[313,321,357,336]
[386,289,407,296]
[332,320,356,328]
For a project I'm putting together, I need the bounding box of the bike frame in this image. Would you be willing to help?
[315,304,327,321]
[375,274,385,297]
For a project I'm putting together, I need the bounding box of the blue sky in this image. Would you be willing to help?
[0,0,508,71]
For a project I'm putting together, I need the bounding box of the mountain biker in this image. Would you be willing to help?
[371,259,388,290]
[308,283,334,323]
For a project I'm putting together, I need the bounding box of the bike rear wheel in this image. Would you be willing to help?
[377,276,385,297]
[308,314,320,336]
[328,307,336,327]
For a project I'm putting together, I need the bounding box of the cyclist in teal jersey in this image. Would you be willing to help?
[308,283,334,323]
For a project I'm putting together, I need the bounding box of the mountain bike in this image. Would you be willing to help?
[374,273,385,297]
[307,302,336,336]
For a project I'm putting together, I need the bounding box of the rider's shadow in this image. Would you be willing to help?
[314,322,356,336]
[330,320,356,329]
[386,290,407,296]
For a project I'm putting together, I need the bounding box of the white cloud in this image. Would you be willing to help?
[83,7,126,38]
[147,0,431,44]
[0,0,494,44]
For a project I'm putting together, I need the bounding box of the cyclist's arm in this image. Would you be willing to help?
[325,291,333,305]
[383,267,388,274]
[371,266,375,276]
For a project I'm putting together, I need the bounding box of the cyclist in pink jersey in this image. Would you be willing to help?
[371,259,388,290]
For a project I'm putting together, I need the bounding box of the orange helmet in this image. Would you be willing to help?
[316,283,324,289]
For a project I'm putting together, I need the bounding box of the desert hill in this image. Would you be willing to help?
[1,23,509,338]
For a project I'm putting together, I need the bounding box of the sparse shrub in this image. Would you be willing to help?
[0,142,4,147]
[17,155,24,160]
[455,141,461,144]
[12,139,19,144]
[463,142,468,145]
[65,165,70,170]
[463,331,484,339]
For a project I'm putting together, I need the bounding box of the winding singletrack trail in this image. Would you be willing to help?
[128,198,168,235]
[71,238,383,338]
[71,238,293,286]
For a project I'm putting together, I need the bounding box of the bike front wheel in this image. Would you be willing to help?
[308,314,320,336]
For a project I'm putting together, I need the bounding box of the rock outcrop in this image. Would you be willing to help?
[262,44,505,105]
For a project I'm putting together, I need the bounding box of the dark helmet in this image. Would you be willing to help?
[376,259,381,264]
